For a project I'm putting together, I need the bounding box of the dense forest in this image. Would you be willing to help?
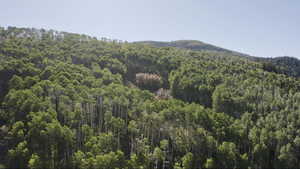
[137,40,300,78]
[1,26,300,169]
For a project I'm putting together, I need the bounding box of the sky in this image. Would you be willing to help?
[0,0,299,58]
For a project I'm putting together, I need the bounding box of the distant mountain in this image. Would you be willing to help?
[135,40,300,78]
[253,56,300,77]
[134,40,248,57]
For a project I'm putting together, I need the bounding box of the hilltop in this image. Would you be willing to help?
[136,40,300,78]
[135,40,248,56]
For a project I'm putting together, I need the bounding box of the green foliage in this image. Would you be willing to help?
[28,154,42,169]
[1,26,300,169]
[204,158,214,169]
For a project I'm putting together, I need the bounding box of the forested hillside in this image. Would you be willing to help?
[1,26,300,169]
[135,40,247,57]
[136,40,300,78]
[254,56,300,78]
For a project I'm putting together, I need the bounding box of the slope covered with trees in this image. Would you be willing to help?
[253,56,300,78]
[136,40,300,78]
[1,26,300,169]
[135,40,247,57]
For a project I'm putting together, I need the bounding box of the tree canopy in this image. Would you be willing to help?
[1,26,300,169]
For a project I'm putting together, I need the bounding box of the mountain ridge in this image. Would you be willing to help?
[135,39,300,78]
[134,40,249,57]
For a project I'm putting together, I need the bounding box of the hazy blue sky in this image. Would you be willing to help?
[0,0,299,57]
